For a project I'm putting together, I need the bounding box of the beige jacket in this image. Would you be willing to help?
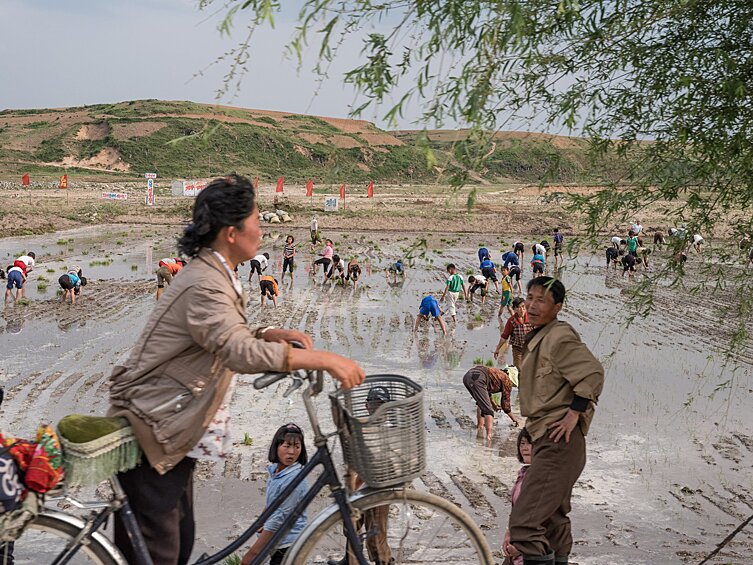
[108,248,291,474]
[519,320,604,442]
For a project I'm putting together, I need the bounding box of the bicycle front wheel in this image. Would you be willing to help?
[287,488,493,565]
[1,512,122,565]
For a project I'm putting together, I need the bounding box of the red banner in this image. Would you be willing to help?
[276,176,284,193]
[367,181,374,198]
[339,183,346,200]
[254,176,259,190]
[305,179,313,197]
[59,174,68,189]
[22,173,30,186]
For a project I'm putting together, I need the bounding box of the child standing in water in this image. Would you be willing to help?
[241,424,309,565]
[440,264,467,323]
[281,236,296,282]
[498,266,514,318]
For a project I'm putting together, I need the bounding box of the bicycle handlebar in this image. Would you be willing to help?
[253,371,290,390]
[253,340,307,390]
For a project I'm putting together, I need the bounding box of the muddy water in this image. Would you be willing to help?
[1,226,752,564]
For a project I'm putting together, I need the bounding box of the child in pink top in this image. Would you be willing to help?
[503,428,532,565]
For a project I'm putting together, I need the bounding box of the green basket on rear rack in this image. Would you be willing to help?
[57,415,142,486]
[330,375,426,489]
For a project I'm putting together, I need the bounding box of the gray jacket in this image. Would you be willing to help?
[109,248,290,474]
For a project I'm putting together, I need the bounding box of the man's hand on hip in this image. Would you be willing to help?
[548,409,580,443]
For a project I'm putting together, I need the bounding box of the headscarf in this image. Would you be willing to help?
[503,365,519,387]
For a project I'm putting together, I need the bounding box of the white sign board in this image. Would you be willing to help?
[144,173,157,179]
[324,197,339,212]
[101,192,128,200]
[182,179,209,197]
[147,178,154,190]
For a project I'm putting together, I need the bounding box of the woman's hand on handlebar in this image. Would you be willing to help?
[323,353,365,390]
[261,328,314,350]
[289,350,365,390]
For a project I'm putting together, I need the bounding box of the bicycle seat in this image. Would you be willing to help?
[58,415,130,443]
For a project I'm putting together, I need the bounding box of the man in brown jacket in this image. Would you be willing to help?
[505,276,604,565]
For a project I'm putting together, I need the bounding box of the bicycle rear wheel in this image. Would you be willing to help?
[0,512,121,565]
[287,488,493,565]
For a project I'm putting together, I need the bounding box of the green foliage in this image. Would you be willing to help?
[35,137,66,162]
[242,433,253,446]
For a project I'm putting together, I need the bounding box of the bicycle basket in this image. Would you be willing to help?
[330,375,425,488]
[57,415,142,486]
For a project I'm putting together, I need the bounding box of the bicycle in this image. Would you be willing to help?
[2,370,493,565]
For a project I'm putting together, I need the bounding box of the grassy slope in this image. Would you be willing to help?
[0,100,621,184]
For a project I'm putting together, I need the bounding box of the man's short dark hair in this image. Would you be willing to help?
[512,297,526,309]
[527,276,566,304]
[446,263,456,271]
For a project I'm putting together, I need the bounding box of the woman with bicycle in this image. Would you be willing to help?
[108,174,364,565]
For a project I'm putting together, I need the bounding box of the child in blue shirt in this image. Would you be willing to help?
[58,267,87,305]
[414,295,447,336]
[530,253,546,275]
[241,424,309,565]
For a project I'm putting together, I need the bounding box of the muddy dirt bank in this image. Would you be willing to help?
[0,181,704,240]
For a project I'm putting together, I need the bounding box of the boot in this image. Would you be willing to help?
[326,558,346,565]
[554,557,569,565]
[523,552,555,565]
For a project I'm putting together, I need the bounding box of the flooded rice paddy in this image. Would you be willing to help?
[1,225,752,564]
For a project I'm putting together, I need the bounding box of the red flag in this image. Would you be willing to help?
[367,181,374,198]
[22,173,30,186]
[305,179,313,197]
[59,174,68,189]
[254,176,259,190]
[276,176,284,193]
[339,183,346,200]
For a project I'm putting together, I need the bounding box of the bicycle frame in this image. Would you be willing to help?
[192,439,368,565]
[38,369,370,565]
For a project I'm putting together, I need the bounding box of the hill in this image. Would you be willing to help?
[0,100,621,184]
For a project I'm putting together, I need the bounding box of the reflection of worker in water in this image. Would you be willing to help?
[415,333,440,369]
[462,364,520,442]
[328,386,393,565]
[155,257,186,300]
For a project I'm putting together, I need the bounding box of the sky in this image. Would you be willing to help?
[0,0,451,130]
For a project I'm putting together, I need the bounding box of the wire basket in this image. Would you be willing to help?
[330,375,425,488]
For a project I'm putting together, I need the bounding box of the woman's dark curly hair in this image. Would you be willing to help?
[177,174,256,257]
